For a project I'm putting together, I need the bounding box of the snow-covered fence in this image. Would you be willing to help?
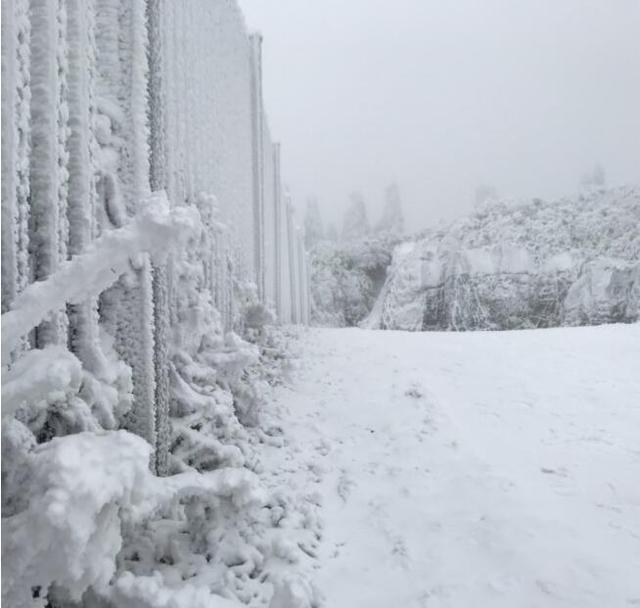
[1,0,309,459]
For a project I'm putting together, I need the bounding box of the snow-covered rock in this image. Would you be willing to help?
[562,258,640,326]
[366,186,640,330]
[309,235,399,327]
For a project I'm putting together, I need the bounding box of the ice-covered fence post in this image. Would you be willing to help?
[151,262,170,475]
[146,0,165,196]
[147,0,170,476]
[273,142,284,321]
[92,0,160,473]
[1,0,31,329]
[261,118,276,309]
[249,32,266,302]
[294,227,303,324]
[279,185,292,324]
[296,230,307,325]
[65,0,107,374]
[295,213,303,324]
[28,0,70,348]
[285,195,299,323]
[210,215,234,332]
[304,252,311,324]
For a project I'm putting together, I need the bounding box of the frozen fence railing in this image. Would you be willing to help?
[2,1,313,605]
[1,192,198,361]
[1,0,310,470]
[1,0,310,476]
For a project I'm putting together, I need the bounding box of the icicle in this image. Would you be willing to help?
[286,197,298,323]
[249,33,266,302]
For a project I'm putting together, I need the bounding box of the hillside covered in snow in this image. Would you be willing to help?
[365,186,640,331]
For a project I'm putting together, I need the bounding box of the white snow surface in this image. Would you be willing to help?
[266,324,640,607]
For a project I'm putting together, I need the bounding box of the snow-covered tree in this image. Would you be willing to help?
[375,182,404,235]
[304,196,324,249]
[581,163,606,189]
[342,191,370,241]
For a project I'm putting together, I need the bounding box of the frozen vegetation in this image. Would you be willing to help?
[367,185,640,331]
[310,186,639,330]
[308,184,404,327]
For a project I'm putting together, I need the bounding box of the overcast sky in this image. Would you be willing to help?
[239,0,640,232]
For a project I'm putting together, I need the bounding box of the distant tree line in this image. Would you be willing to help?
[304,182,405,250]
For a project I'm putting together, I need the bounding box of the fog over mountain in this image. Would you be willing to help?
[239,0,640,231]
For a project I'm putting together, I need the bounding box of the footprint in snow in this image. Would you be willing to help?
[540,466,569,477]
[314,439,331,456]
[416,415,437,442]
[390,535,410,569]
[386,465,402,477]
[405,384,425,399]
[337,470,356,502]
[306,462,324,482]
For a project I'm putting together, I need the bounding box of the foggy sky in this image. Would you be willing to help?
[239,0,640,233]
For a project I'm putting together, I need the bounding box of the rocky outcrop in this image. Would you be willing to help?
[310,235,398,327]
[365,187,640,331]
[562,258,640,326]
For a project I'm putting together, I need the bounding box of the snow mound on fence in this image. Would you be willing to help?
[2,430,153,607]
[1,428,268,608]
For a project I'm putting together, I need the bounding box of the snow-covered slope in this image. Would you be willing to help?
[366,187,640,330]
[270,324,640,607]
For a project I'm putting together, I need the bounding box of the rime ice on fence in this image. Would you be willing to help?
[1,0,31,322]
[2,0,309,440]
[2,0,311,604]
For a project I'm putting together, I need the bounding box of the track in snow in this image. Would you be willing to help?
[265,324,640,608]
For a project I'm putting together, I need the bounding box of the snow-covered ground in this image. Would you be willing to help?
[267,324,640,607]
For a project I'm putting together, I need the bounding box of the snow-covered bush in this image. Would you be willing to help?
[1,427,270,608]
[309,234,400,327]
[309,182,406,327]
[366,186,640,331]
